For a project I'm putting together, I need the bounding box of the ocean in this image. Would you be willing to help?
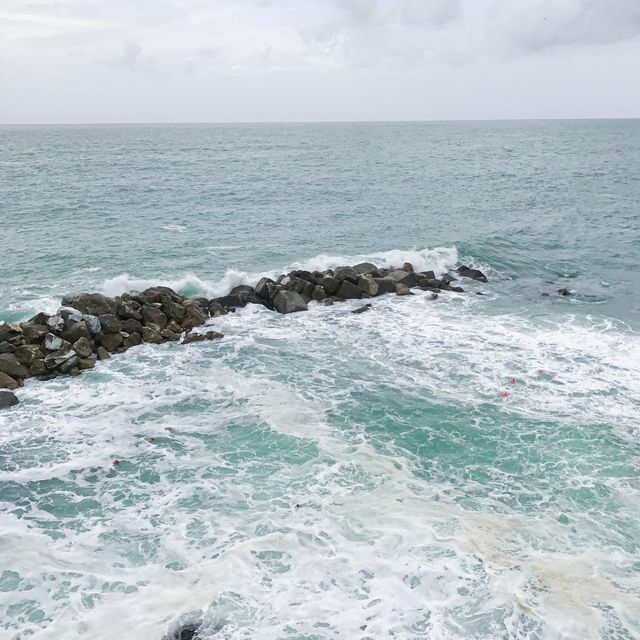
[0,120,639,639]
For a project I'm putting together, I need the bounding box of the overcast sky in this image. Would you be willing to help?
[1,0,639,123]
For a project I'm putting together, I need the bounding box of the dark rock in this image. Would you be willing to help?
[99,332,124,352]
[357,275,379,297]
[72,337,94,359]
[0,354,29,379]
[97,314,121,334]
[208,301,229,317]
[96,346,110,360]
[142,304,168,329]
[429,292,439,300]
[58,307,83,322]
[181,330,224,345]
[271,290,308,314]
[62,321,91,344]
[61,293,116,316]
[0,390,19,409]
[0,342,16,354]
[59,354,80,374]
[440,273,457,285]
[14,345,43,367]
[372,278,396,295]
[141,286,183,305]
[386,269,417,287]
[351,304,372,314]
[311,285,326,302]
[29,359,46,376]
[210,294,247,310]
[166,320,182,334]
[142,325,164,344]
[352,262,378,275]
[78,358,96,370]
[456,265,488,282]
[121,318,144,335]
[255,277,276,300]
[161,300,187,323]
[401,262,414,272]
[0,323,22,343]
[558,288,571,296]
[541,292,550,297]
[322,298,334,306]
[396,284,412,296]
[116,300,143,321]
[21,324,48,344]
[419,270,436,280]
[448,285,465,293]
[320,276,340,295]
[160,329,181,342]
[44,333,64,351]
[122,332,143,349]
[180,306,208,332]
[0,372,19,390]
[334,266,360,283]
[336,280,365,300]
[28,312,50,325]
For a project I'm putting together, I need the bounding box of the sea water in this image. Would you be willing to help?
[0,121,639,639]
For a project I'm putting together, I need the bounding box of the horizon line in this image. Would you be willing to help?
[1,116,639,126]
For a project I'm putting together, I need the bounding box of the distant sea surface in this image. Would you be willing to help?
[1,121,639,639]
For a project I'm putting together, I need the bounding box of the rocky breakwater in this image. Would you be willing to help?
[0,263,486,409]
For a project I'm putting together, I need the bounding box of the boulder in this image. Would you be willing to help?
[0,342,16,354]
[440,273,457,286]
[336,280,365,300]
[29,359,46,376]
[14,345,43,367]
[44,333,64,351]
[208,301,229,317]
[123,332,143,349]
[311,285,326,302]
[72,337,94,359]
[142,304,168,329]
[28,312,50,325]
[44,348,77,371]
[420,270,436,280]
[61,293,116,316]
[357,275,379,297]
[181,330,224,345]
[386,269,417,287]
[180,306,208,332]
[78,358,96,370]
[21,324,48,344]
[255,277,276,300]
[47,315,65,333]
[121,318,144,335]
[142,325,164,344]
[351,304,372,314]
[352,262,378,275]
[58,307,83,323]
[0,323,22,343]
[322,298,334,306]
[62,321,91,344]
[271,290,308,314]
[320,276,340,295]
[0,390,19,409]
[396,284,412,295]
[0,354,29,379]
[141,286,183,305]
[456,265,488,282]
[161,300,186,323]
[96,346,110,360]
[448,285,464,293]
[334,266,359,283]
[58,353,80,374]
[116,300,143,321]
[99,332,124,352]
[97,314,121,334]
[558,288,571,296]
[401,262,414,272]
[166,320,182,334]
[160,329,180,342]
[0,372,19,390]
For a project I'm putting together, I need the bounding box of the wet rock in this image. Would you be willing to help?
[142,304,168,329]
[0,372,19,390]
[99,332,124,352]
[419,270,436,280]
[401,262,414,272]
[121,318,144,335]
[0,342,16,354]
[116,299,143,321]
[0,323,22,343]
[448,285,465,293]
[78,357,96,370]
[336,280,365,300]
[44,348,77,371]
[352,262,378,275]
[62,321,91,344]
[47,315,65,333]
[558,288,572,296]
[541,292,550,297]
[322,298,334,306]
[396,283,412,296]
[357,275,379,297]
[334,266,360,283]
[255,277,276,300]
[123,332,143,349]
[373,278,397,295]
[29,359,46,376]
[386,269,417,287]
[311,285,327,302]
[162,300,187,323]
[59,354,80,374]
[456,265,488,282]
[440,273,457,286]
[351,304,372,314]
[58,307,83,323]
[320,276,340,295]
[28,312,51,326]
[142,325,164,344]
[429,292,439,300]
[96,346,110,360]
[0,354,29,379]
[14,345,43,367]
[181,330,224,345]
[0,390,19,409]
[180,306,208,332]
[61,293,116,316]
[271,290,308,314]
[44,333,64,351]
[97,314,121,334]
[160,329,181,342]
[72,337,94,359]
[141,286,183,305]
[208,301,229,317]
[21,323,48,344]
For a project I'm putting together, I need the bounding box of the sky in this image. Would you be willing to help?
[0,0,639,123]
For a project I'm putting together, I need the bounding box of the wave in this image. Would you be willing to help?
[101,246,459,299]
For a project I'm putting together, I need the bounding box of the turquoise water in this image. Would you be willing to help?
[1,121,639,639]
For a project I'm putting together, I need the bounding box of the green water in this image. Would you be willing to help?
[0,121,639,639]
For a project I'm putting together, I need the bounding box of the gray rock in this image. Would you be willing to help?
[351,304,372,314]
[121,318,143,335]
[272,290,308,314]
[255,277,276,300]
[61,293,116,316]
[208,301,229,317]
[46,315,65,333]
[386,269,417,287]
[558,288,571,296]
[352,262,378,275]
[160,299,187,322]
[116,300,143,321]
[0,354,29,379]
[396,284,412,296]
[180,306,207,332]
[21,323,48,344]
[0,390,19,409]
[320,276,340,295]
[98,332,124,352]
[142,325,164,344]
[142,304,168,329]
[336,280,365,300]
[311,285,326,302]
[78,358,96,370]
[57,308,83,323]
[456,265,488,282]
[44,333,64,351]
[72,337,94,359]
[29,359,46,376]
[62,321,91,344]
[83,314,102,335]
[357,275,379,297]
[96,346,110,360]
[0,372,19,390]
[440,273,457,285]
[58,353,80,373]
[14,345,43,366]
[97,314,121,334]
[334,266,360,283]
[44,348,77,371]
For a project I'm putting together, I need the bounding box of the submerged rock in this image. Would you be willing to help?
[558,288,572,296]
[181,330,224,345]
[351,304,372,314]
[0,390,19,409]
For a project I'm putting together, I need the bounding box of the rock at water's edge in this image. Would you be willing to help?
[0,390,19,408]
